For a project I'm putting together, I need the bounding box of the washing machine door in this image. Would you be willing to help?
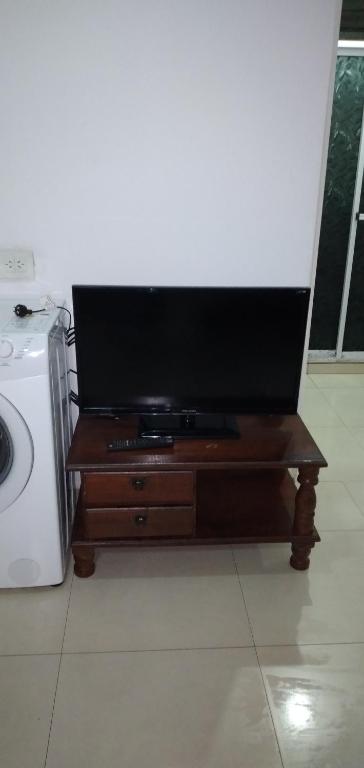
[0,395,33,514]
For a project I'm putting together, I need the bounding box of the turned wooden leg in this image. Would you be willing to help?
[290,466,319,571]
[73,546,95,578]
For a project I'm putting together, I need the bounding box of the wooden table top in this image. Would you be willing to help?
[67,414,327,472]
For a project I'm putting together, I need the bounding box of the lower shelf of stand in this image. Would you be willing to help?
[72,469,320,549]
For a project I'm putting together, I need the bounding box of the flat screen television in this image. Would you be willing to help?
[72,285,310,438]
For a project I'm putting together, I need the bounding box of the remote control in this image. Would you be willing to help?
[107,436,175,451]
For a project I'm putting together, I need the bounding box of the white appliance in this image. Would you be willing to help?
[0,301,74,587]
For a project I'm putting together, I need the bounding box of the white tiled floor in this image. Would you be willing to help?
[2,372,364,767]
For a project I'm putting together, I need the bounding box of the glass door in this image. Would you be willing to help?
[342,171,364,355]
[309,52,364,359]
[0,415,13,485]
[0,395,33,515]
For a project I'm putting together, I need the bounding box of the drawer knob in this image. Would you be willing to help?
[134,514,148,526]
[132,478,146,491]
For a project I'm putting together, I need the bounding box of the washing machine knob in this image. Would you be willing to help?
[0,339,14,358]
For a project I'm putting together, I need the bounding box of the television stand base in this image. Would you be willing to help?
[66,413,327,578]
[139,413,240,439]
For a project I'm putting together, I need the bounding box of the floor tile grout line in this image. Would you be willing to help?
[305,375,318,389]
[231,549,284,768]
[0,652,62,658]
[253,640,364,648]
[309,379,364,392]
[3,638,364,660]
[43,655,62,768]
[302,378,358,430]
[316,528,364,533]
[343,482,364,520]
[60,567,75,653]
[60,645,254,655]
[309,372,364,387]
[297,474,364,526]
[43,567,74,768]
[312,385,363,431]
[59,639,364,653]
[253,646,285,768]
[59,566,75,655]
[231,548,256,647]
[347,429,364,454]
[347,429,364,456]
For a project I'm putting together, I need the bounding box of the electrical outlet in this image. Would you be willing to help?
[0,249,35,280]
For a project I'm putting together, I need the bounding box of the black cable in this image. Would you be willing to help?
[69,368,77,375]
[67,324,75,347]
[14,303,73,335]
[14,304,46,318]
[56,306,72,332]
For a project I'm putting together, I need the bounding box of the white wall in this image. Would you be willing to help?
[0,0,341,296]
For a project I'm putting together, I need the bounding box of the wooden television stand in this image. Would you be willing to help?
[67,414,327,578]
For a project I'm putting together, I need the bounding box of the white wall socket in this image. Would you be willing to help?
[0,249,35,280]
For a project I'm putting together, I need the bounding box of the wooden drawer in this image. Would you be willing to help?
[83,471,194,507]
[84,506,195,539]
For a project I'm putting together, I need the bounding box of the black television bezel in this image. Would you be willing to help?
[72,285,310,417]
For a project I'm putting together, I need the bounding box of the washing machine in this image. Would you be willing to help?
[0,301,74,587]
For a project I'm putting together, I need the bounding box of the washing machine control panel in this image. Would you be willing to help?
[0,307,64,381]
[0,335,34,361]
[0,339,14,358]
[0,334,51,380]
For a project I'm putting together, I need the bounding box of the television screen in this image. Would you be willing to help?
[73,285,310,416]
